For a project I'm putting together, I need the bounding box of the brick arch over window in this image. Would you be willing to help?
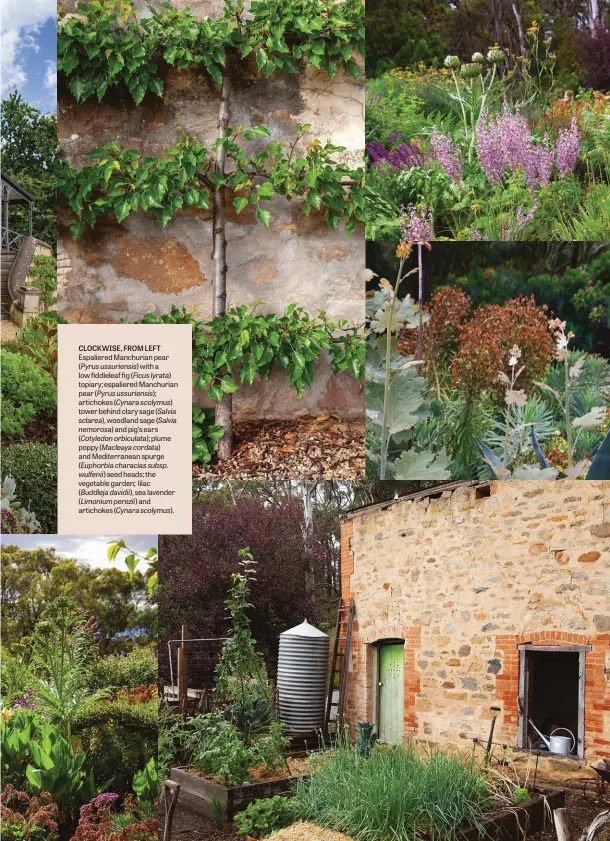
[495,631,610,756]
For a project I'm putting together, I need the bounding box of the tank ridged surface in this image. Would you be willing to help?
[277,619,329,736]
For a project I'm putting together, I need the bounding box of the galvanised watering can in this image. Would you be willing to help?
[529,719,575,756]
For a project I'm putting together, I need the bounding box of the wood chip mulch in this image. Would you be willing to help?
[195,415,365,480]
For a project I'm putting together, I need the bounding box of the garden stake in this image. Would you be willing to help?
[163,780,180,841]
[485,706,501,763]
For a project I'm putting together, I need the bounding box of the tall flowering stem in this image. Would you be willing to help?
[379,248,409,481]
[399,205,432,370]
[417,245,424,360]
[548,318,576,468]
[378,210,432,479]
[442,50,503,163]
[499,345,526,463]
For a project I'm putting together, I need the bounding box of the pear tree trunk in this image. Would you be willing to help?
[214,74,233,461]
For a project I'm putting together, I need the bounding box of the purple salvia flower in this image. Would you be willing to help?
[399,204,433,243]
[476,110,505,182]
[430,127,463,183]
[556,117,580,177]
[477,104,566,188]
[516,204,538,232]
[366,140,426,171]
[531,138,554,187]
[12,691,35,710]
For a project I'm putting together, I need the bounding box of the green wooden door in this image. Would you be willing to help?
[378,643,404,745]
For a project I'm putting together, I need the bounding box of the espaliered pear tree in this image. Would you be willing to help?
[58,0,365,460]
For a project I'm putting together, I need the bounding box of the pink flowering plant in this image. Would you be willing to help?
[365,31,610,241]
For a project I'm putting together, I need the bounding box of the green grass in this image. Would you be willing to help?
[293,743,492,841]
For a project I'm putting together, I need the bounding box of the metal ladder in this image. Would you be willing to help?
[325,598,355,736]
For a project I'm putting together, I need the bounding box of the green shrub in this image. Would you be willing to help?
[73,701,158,796]
[0,444,57,533]
[17,313,59,378]
[1,711,95,817]
[26,255,57,310]
[182,713,255,787]
[1,338,27,354]
[513,787,530,805]
[0,350,57,440]
[88,646,157,690]
[234,796,296,839]
[294,744,491,841]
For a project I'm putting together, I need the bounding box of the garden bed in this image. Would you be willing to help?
[169,766,307,820]
[459,787,565,841]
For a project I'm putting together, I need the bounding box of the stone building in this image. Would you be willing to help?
[341,480,610,776]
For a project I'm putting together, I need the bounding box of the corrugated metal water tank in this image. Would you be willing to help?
[277,619,329,736]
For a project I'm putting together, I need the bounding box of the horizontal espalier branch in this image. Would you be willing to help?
[58,0,365,104]
[137,303,365,401]
[57,126,365,238]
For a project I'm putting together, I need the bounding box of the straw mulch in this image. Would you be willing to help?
[266,822,357,841]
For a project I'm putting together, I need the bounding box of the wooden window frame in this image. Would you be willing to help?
[517,643,590,760]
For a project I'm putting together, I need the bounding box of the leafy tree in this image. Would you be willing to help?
[0,92,58,248]
[0,546,155,653]
[368,241,610,354]
[158,494,339,682]
[366,0,449,76]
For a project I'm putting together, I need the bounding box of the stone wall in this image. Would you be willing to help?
[57,1,364,419]
[341,481,610,777]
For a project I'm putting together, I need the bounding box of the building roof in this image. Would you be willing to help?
[1,174,35,204]
[344,480,492,521]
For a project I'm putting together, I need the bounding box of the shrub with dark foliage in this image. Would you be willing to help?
[159,496,336,682]
[1,785,59,841]
[576,27,610,91]
[69,793,156,841]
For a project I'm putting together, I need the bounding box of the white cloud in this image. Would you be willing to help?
[0,535,158,572]
[43,59,56,89]
[0,0,56,96]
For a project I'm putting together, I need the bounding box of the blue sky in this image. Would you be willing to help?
[1,0,57,113]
